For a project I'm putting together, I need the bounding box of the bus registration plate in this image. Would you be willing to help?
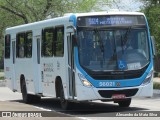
[112,94,126,99]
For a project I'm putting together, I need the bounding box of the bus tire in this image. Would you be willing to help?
[60,83,70,110]
[118,98,131,107]
[21,81,32,103]
[21,81,41,104]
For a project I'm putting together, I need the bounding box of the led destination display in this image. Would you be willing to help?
[77,15,146,26]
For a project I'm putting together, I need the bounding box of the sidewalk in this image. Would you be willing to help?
[153,77,160,96]
[0,72,5,87]
[0,80,6,87]
[0,72,4,78]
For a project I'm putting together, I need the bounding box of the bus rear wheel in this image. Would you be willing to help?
[21,81,41,103]
[21,81,32,103]
[118,98,131,107]
[60,84,70,110]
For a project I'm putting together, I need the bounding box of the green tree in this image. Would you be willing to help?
[0,0,107,24]
[140,0,160,72]
[0,0,112,69]
[140,0,160,54]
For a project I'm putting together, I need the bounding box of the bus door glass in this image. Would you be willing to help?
[12,41,15,64]
[67,33,76,98]
[37,38,40,64]
[12,40,16,90]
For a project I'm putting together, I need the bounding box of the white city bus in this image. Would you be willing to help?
[4,11,155,109]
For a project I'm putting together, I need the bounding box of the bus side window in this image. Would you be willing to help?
[26,32,32,58]
[5,34,11,59]
[16,33,25,58]
[55,26,64,57]
[42,27,54,57]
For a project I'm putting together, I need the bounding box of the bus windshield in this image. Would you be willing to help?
[77,27,150,72]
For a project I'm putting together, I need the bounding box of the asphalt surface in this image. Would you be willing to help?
[0,87,160,120]
[0,76,160,120]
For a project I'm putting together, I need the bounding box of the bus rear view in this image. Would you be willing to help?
[74,12,153,107]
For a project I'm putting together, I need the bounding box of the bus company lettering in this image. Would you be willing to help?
[44,63,54,72]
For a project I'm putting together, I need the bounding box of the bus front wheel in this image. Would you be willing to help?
[117,98,131,107]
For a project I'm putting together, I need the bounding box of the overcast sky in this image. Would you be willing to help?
[101,0,144,12]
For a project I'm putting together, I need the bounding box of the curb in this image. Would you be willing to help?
[153,89,160,96]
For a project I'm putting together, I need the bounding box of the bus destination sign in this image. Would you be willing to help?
[77,15,146,27]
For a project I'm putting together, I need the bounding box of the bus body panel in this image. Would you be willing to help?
[4,12,153,103]
[15,58,34,93]
[5,59,12,89]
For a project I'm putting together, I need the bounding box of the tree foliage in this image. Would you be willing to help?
[0,0,98,24]
[0,0,111,69]
[140,0,160,54]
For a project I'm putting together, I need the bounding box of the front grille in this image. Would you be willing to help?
[86,64,148,80]
[91,72,143,80]
[98,88,138,98]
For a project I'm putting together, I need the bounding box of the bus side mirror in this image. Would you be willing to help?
[67,25,77,46]
[151,36,157,56]
[67,25,76,33]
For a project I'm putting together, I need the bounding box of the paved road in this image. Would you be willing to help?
[0,87,76,120]
[0,87,160,120]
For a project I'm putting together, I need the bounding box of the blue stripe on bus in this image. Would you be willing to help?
[144,15,153,63]
[69,14,77,26]
[75,47,152,88]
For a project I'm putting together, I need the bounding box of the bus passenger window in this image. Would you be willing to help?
[16,33,25,58]
[55,26,64,57]
[42,28,54,57]
[26,32,32,58]
[5,34,11,59]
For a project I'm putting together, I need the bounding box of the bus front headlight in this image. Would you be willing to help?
[142,70,153,85]
[78,73,92,87]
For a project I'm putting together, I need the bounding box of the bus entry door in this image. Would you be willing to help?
[67,33,76,99]
[11,41,16,91]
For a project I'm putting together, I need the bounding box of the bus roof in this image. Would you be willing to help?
[69,11,145,17]
[5,15,71,34]
[6,11,145,34]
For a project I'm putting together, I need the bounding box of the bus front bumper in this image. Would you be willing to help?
[76,81,153,101]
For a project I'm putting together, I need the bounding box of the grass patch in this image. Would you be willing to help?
[0,76,4,80]
[0,69,4,72]
[153,82,160,89]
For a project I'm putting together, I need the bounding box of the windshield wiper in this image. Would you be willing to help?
[124,26,132,45]
[94,28,104,53]
[121,26,132,53]
[94,28,105,68]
